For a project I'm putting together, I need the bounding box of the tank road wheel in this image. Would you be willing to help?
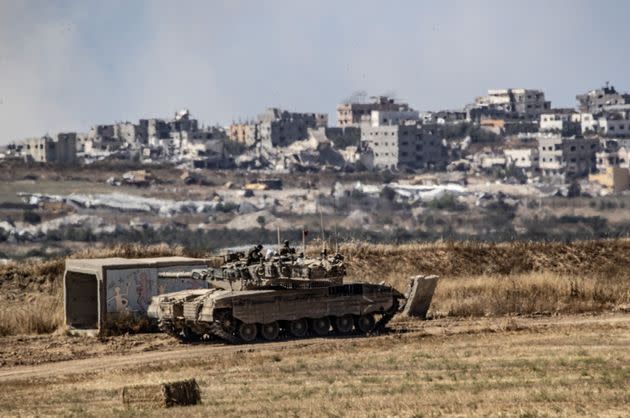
[311,317,331,336]
[260,321,280,341]
[238,323,257,342]
[356,314,375,334]
[288,319,308,338]
[333,315,355,335]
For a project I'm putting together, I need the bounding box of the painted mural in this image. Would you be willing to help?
[106,265,206,314]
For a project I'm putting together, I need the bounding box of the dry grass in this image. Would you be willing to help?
[432,271,629,317]
[340,239,630,317]
[0,240,629,336]
[1,317,629,416]
[0,292,63,337]
[340,239,630,285]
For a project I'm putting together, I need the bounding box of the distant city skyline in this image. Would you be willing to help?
[0,0,628,144]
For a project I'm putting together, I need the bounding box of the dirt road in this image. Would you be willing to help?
[1,312,628,383]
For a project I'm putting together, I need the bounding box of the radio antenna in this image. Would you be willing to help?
[319,208,326,252]
[333,197,339,254]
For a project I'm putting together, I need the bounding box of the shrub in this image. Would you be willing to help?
[425,194,467,211]
[23,211,41,224]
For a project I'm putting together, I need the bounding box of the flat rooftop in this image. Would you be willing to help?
[66,257,208,272]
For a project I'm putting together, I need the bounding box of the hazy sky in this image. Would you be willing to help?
[0,0,628,144]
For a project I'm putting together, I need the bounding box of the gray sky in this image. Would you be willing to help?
[0,0,628,144]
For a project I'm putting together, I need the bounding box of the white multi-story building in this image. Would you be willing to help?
[504,148,539,170]
[597,116,630,137]
[539,110,579,133]
[360,122,446,170]
[337,96,411,127]
[474,88,551,117]
[370,109,420,127]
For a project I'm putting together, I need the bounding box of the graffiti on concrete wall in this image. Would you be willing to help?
[106,268,155,314]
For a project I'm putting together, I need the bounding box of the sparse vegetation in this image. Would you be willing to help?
[22,210,41,224]
[0,292,62,337]
[1,316,628,416]
[424,193,467,211]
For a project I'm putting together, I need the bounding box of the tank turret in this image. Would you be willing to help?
[158,250,346,291]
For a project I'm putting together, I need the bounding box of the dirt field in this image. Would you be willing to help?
[0,313,628,416]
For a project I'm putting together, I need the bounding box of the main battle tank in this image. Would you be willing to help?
[147,249,420,343]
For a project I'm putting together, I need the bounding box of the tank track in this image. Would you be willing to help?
[372,297,400,334]
[208,321,239,344]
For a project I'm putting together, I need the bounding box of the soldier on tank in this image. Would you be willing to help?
[279,240,293,256]
[247,244,263,264]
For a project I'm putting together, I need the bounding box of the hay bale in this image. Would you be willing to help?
[121,379,200,408]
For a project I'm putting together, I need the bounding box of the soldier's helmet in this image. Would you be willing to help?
[256,244,263,250]
[283,240,290,246]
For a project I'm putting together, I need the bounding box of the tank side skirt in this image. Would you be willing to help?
[230,289,395,324]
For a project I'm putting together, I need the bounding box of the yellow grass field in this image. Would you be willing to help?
[0,314,628,416]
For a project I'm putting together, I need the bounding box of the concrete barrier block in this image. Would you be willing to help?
[402,275,439,318]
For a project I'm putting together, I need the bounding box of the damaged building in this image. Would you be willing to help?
[22,133,77,164]
[336,96,413,127]
[538,135,599,178]
[228,108,328,149]
[360,122,447,171]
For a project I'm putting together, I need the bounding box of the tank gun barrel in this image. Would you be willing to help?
[158,270,207,280]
